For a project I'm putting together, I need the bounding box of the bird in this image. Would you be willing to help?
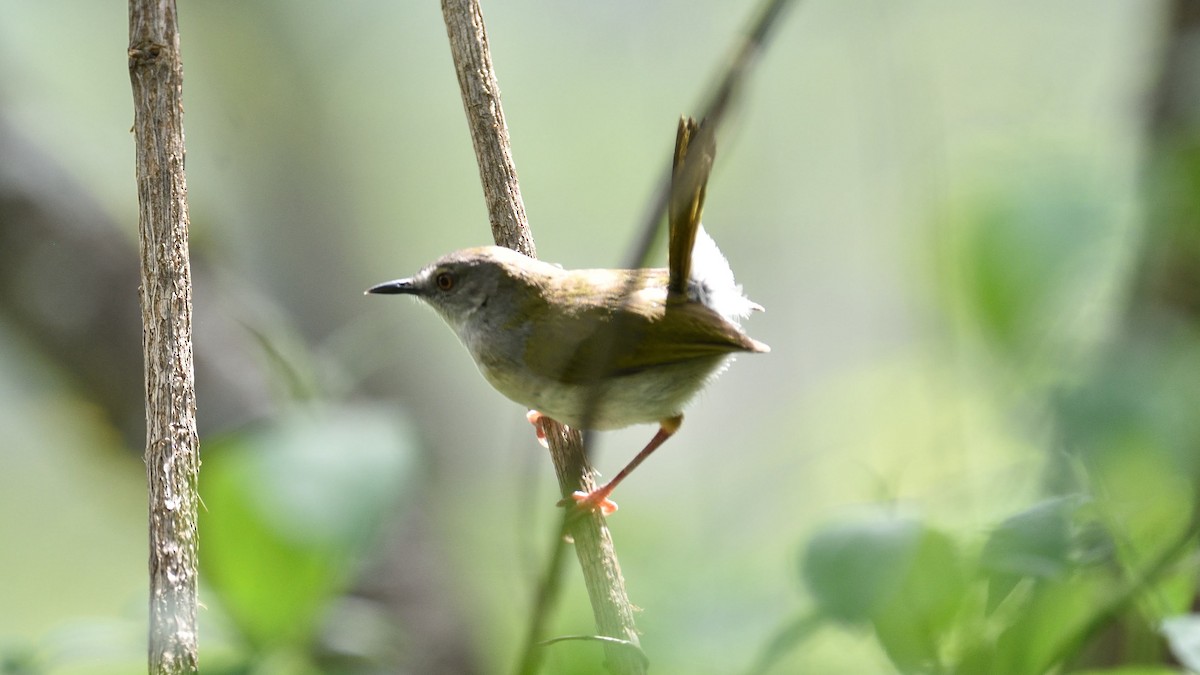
[367,117,768,514]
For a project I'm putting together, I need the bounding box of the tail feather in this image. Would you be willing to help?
[668,117,715,299]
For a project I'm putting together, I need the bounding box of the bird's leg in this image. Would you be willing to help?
[565,414,684,515]
[526,410,550,449]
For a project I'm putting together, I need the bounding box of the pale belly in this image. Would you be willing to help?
[479,355,732,429]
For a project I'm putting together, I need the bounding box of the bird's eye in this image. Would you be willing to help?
[435,271,455,291]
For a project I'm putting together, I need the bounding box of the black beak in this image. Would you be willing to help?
[365,278,420,295]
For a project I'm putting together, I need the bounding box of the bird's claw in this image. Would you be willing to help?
[526,410,549,449]
[558,490,619,515]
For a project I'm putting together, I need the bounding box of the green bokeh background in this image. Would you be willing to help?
[1,1,1195,673]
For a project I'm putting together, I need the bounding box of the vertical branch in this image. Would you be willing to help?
[441,0,537,258]
[440,1,645,674]
[128,1,200,673]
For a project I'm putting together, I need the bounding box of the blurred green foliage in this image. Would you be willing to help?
[200,406,413,668]
[1,1,1198,674]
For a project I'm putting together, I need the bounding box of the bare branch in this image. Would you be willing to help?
[128,1,200,672]
[440,1,645,673]
[441,0,537,258]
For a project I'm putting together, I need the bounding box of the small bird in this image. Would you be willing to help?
[368,118,768,514]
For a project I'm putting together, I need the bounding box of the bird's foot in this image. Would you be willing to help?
[525,410,549,449]
[558,489,619,515]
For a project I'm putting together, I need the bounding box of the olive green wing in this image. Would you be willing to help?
[528,296,767,386]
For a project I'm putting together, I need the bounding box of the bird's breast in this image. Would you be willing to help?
[477,348,730,430]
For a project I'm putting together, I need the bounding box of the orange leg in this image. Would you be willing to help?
[567,414,684,515]
[526,410,550,449]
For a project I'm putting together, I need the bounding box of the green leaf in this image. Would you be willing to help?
[869,526,965,672]
[801,515,966,671]
[979,496,1082,612]
[200,404,415,649]
[954,183,1107,357]
[801,517,924,624]
[987,575,1102,675]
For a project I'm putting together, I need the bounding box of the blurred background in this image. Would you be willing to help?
[2,1,1199,673]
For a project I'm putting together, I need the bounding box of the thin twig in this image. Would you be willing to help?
[539,635,649,668]
[618,0,797,276]
[128,0,200,673]
[440,2,644,674]
[743,611,822,675]
[1036,494,1200,671]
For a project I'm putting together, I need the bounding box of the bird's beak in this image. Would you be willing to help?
[364,278,420,295]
